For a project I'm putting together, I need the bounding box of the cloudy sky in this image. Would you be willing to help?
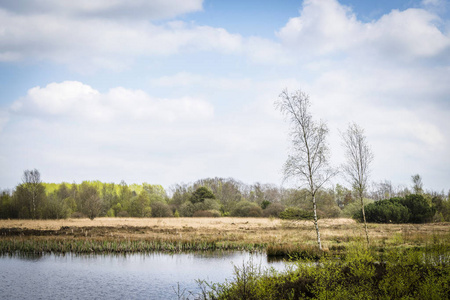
[0,0,449,192]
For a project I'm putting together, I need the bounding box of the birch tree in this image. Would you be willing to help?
[15,169,45,219]
[276,89,337,250]
[341,123,374,245]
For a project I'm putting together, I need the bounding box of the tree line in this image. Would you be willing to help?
[0,169,448,222]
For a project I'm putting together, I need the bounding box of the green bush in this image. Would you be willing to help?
[231,201,262,217]
[263,203,285,218]
[341,198,374,218]
[356,194,435,223]
[279,207,313,220]
[150,201,172,217]
[400,194,435,223]
[203,243,450,299]
[189,186,215,204]
[357,198,410,223]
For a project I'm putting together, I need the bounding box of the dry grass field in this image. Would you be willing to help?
[1,217,449,252]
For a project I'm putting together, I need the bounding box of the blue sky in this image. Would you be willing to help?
[0,0,449,193]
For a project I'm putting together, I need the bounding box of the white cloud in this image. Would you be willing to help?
[277,0,450,61]
[0,80,287,188]
[11,81,214,122]
[0,8,244,70]
[0,0,203,20]
[149,72,253,90]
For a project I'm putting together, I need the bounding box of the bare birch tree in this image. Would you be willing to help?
[341,123,374,245]
[276,89,337,250]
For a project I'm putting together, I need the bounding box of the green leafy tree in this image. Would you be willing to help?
[411,174,424,195]
[151,201,172,217]
[79,182,103,220]
[15,169,46,219]
[190,186,215,204]
[130,191,151,217]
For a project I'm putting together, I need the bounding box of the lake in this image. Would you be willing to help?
[0,251,287,299]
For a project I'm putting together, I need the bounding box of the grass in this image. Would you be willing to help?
[0,217,449,255]
[198,242,450,300]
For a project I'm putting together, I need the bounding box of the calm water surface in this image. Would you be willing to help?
[0,252,287,299]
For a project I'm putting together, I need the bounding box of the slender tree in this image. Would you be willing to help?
[276,89,337,250]
[15,169,46,219]
[411,174,424,195]
[341,123,374,245]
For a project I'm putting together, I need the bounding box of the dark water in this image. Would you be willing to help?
[0,252,287,300]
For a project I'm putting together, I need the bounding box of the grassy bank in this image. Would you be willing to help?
[0,218,449,256]
[199,243,450,299]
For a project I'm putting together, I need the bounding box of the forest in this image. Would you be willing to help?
[1,169,449,223]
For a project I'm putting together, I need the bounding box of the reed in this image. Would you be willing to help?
[0,237,267,254]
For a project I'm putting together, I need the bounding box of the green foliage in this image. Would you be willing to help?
[358,197,409,223]
[0,190,18,219]
[263,203,285,218]
[179,201,195,217]
[129,191,151,217]
[79,182,103,220]
[231,201,262,217]
[190,186,215,204]
[400,194,435,223]
[279,207,314,220]
[150,201,172,217]
[204,243,450,300]
[261,200,271,210]
[41,193,70,219]
[341,198,374,218]
[359,194,435,223]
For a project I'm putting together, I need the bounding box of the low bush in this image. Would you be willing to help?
[263,203,285,218]
[355,194,435,223]
[231,201,262,217]
[279,207,313,220]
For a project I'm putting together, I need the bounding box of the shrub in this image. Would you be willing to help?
[179,201,195,217]
[190,186,215,204]
[357,195,436,224]
[263,203,285,217]
[279,207,314,220]
[150,201,173,217]
[358,198,410,223]
[117,210,129,217]
[400,194,435,223]
[231,201,262,217]
[342,198,374,218]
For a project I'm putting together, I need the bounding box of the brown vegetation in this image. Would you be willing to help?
[1,217,449,253]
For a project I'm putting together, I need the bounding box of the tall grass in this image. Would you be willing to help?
[199,241,450,300]
[0,238,266,254]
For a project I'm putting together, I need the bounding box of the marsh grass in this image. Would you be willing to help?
[0,218,448,256]
[200,241,450,300]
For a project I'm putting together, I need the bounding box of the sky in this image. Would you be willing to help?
[0,0,449,192]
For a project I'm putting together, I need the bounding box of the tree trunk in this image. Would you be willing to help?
[312,194,322,250]
[360,197,369,245]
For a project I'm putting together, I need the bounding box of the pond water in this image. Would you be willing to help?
[0,252,288,299]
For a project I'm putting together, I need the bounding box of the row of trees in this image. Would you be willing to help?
[1,170,448,222]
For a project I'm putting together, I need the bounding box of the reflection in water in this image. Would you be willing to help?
[0,251,288,300]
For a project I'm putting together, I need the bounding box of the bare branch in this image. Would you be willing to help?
[276,89,337,250]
